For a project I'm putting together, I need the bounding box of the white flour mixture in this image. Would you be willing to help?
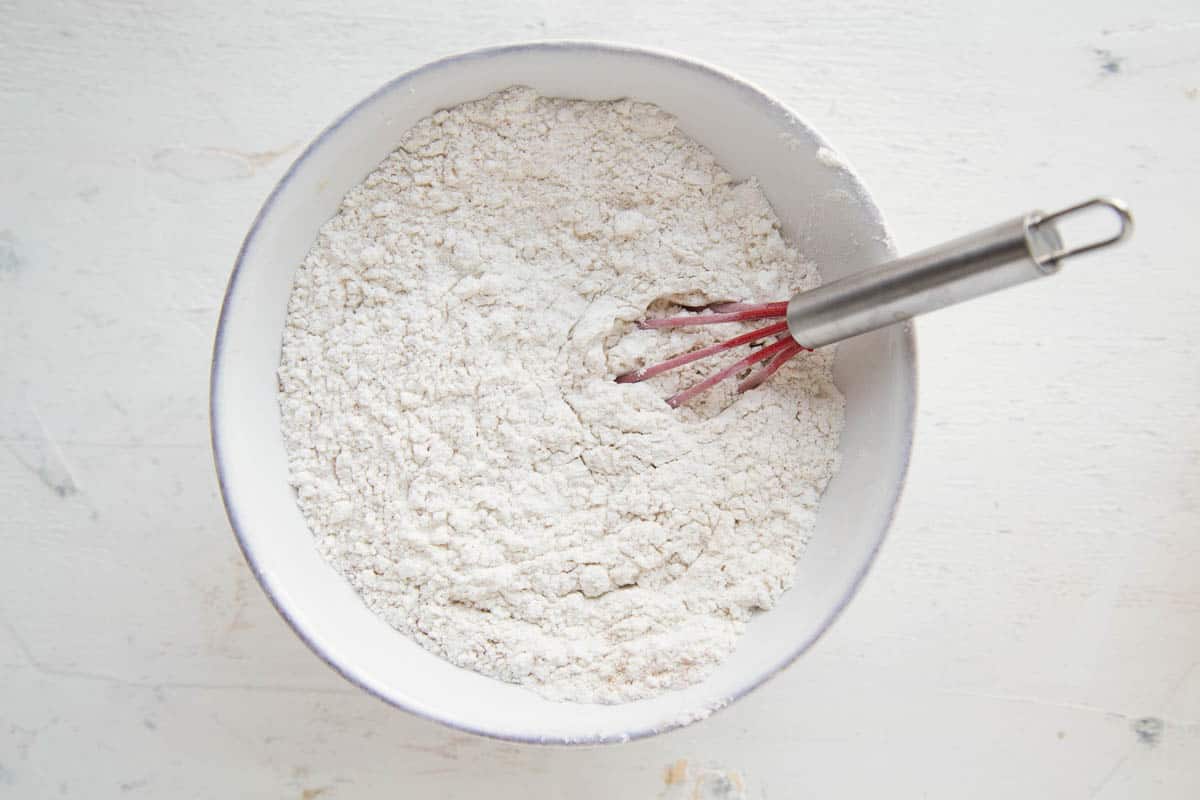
[278,88,845,702]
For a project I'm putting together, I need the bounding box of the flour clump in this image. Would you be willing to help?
[278,88,844,703]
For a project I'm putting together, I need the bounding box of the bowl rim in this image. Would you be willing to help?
[210,39,918,744]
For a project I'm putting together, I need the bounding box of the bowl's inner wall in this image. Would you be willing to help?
[213,43,913,743]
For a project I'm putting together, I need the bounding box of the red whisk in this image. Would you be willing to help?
[617,198,1133,407]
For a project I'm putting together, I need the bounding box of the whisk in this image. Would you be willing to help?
[617,197,1133,407]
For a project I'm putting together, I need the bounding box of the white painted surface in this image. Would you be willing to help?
[1,0,1197,796]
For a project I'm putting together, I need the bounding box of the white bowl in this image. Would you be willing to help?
[211,41,916,744]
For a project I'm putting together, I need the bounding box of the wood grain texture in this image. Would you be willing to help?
[1,0,1197,796]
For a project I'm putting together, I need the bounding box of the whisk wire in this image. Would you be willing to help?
[618,301,810,407]
[637,301,789,330]
[664,335,800,408]
[615,320,789,385]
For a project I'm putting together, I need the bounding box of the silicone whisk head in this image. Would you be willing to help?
[615,301,808,407]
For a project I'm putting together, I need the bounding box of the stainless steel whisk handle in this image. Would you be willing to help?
[785,197,1134,349]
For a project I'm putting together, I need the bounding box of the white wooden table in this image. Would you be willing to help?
[2,1,1197,796]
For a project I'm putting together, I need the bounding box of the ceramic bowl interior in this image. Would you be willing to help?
[212,42,915,744]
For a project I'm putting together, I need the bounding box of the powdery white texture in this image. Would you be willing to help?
[815,146,847,171]
[278,88,845,703]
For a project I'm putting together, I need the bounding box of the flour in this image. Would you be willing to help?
[278,88,845,703]
[815,146,848,171]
